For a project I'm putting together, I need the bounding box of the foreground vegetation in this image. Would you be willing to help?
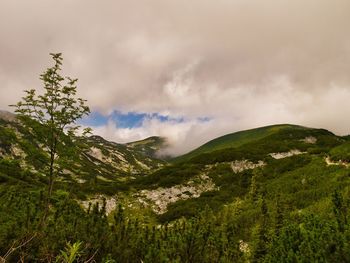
[0,177,349,262]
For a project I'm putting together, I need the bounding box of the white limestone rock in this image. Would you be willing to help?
[300,136,317,144]
[230,160,265,173]
[269,149,304,159]
[136,174,217,214]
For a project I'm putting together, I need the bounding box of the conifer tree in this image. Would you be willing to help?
[332,190,347,232]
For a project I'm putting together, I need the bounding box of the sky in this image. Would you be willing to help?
[1,0,350,156]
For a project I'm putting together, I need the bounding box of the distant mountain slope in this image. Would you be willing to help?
[126,136,168,159]
[0,111,165,195]
[174,124,326,162]
[132,124,346,222]
[1,110,348,223]
[0,110,16,122]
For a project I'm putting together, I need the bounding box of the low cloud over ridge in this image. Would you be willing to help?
[1,0,350,155]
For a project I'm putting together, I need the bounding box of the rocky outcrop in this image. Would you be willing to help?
[325,157,349,168]
[239,240,250,253]
[136,174,217,214]
[230,160,265,173]
[88,147,105,162]
[269,149,304,159]
[300,136,317,144]
[80,195,117,215]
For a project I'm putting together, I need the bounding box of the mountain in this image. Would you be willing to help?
[126,136,168,159]
[1,113,349,261]
[1,113,347,210]
[132,123,347,222]
[0,110,16,122]
[174,124,324,162]
[0,111,165,196]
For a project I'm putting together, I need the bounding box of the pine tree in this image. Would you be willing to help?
[332,189,347,232]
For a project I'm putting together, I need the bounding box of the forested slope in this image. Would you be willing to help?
[1,115,349,262]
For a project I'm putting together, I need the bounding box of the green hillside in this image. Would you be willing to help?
[174,124,323,162]
[329,140,350,162]
[1,115,349,262]
[0,112,165,197]
[132,124,344,220]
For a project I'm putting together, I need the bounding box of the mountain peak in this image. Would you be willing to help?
[126,136,168,159]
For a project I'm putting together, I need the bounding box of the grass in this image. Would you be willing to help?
[173,124,310,162]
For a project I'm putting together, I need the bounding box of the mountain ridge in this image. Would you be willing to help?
[173,123,336,162]
[0,112,166,197]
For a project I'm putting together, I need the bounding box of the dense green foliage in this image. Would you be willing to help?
[130,163,202,190]
[329,141,350,162]
[174,124,310,162]
[1,183,349,262]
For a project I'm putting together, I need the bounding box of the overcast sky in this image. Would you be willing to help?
[1,0,350,155]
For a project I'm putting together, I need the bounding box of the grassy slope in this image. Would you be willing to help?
[130,124,345,222]
[329,141,350,162]
[132,125,341,190]
[173,124,306,162]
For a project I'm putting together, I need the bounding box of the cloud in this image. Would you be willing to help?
[1,0,350,155]
[89,115,222,157]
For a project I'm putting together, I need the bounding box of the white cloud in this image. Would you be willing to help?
[90,117,213,156]
[1,0,350,155]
